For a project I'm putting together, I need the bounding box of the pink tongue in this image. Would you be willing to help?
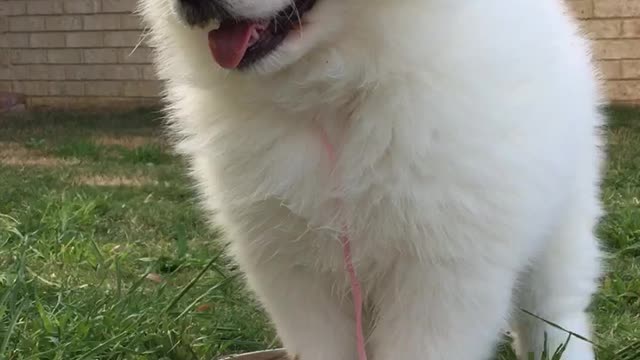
[208,21,256,69]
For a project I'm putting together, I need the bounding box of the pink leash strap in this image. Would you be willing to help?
[340,230,368,360]
[318,126,368,360]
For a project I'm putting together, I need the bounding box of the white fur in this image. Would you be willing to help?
[139,0,604,358]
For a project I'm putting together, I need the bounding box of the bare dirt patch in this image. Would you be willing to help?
[93,135,162,149]
[72,175,157,187]
[0,142,78,167]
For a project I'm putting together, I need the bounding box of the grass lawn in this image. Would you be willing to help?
[0,107,638,359]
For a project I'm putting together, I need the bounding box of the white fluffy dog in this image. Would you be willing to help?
[139,0,604,359]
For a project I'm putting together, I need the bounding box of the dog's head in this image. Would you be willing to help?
[139,0,367,76]
[138,0,432,110]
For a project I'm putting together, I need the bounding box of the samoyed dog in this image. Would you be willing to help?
[139,0,604,358]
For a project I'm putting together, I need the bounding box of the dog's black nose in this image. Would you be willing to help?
[177,0,231,27]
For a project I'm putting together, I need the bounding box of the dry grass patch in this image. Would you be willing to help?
[72,174,157,187]
[93,135,162,149]
[0,142,78,167]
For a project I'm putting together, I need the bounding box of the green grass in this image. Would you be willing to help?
[0,110,275,360]
[0,107,639,359]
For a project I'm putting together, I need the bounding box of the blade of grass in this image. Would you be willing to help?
[551,334,572,360]
[163,252,223,314]
[89,237,104,264]
[0,301,26,358]
[615,340,640,360]
[77,331,129,360]
[519,308,597,347]
[174,273,239,321]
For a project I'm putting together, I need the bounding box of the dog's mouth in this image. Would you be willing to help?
[207,0,317,70]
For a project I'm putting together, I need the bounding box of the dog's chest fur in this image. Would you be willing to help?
[186,96,548,287]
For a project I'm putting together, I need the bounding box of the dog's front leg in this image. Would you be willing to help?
[237,250,358,360]
[368,260,516,360]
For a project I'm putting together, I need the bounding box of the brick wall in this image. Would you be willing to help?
[1,0,639,108]
[570,0,640,104]
[0,0,160,109]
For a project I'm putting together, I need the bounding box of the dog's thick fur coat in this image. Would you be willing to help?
[140,0,604,358]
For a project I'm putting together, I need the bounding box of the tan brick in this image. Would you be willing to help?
[45,16,83,31]
[142,66,158,80]
[594,0,640,17]
[83,49,118,63]
[0,51,8,67]
[48,81,84,96]
[65,65,92,80]
[83,14,121,30]
[65,64,141,80]
[65,32,104,47]
[7,33,29,48]
[0,66,13,80]
[581,19,622,39]
[9,16,45,32]
[606,80,640,101]
[85,81,123,96]
[122,80,162,97]
[10,49,46,64]
[8,65,56,80]
[28,96,159,109]
[120,14,143,30]
[13,80,49,96]
[27,1,64,15]
[566,0,593,19]
[593,39,640,59]
[622,19,640,37]
[64,0,101,14]
[48,49,82,64]
[621,60,640,79]
[30,33,65,48]
[17,65,66,80]
[118,47,152,63]
[104,31,142,47]
[102,0,135,13]
[0,81,12,91]
[0,17,9,33]
[598,60,622,79]
[0,2,27,16]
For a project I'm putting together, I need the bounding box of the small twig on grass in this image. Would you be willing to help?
[25,266,61,288]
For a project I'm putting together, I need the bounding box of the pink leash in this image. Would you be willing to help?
[318,126,368,360]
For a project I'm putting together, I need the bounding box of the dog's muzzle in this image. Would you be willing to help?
[176,0,231,27]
